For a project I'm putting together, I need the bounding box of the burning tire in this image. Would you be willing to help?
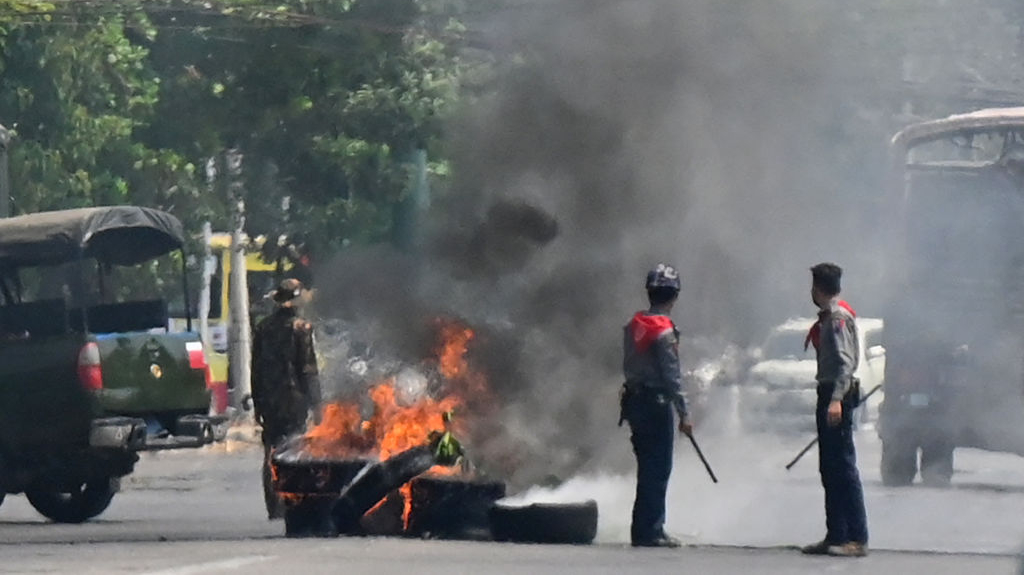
[489,500,598,544]
[26,477,118,523]
[284,495,339,538]
[408,476,506,540]
[331,446,437,535]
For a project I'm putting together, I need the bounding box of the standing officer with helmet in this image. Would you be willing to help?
[251,278,322,519]
[620,263,692,548]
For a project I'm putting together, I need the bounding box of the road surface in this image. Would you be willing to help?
[1,425,1023,574]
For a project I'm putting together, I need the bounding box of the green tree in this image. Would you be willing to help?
[141,0,470,251]
[0,0,473,255]
[0,1,208,221]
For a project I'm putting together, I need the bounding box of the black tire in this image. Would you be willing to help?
[0,491,5,510]
[26,478,118,523]
[407,477,506,540]
[920,441,954,488]
[489,500,598,544]
[880,439,917,487]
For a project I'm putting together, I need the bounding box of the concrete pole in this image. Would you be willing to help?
[226,150,252,422]
[0,124,11,218]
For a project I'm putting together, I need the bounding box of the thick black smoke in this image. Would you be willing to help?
[315,0,899,487]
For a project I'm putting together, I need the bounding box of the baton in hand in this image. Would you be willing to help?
[687,433,719,484]
[784,384,883,471]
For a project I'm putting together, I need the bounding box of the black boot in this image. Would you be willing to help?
[632,533,682,548]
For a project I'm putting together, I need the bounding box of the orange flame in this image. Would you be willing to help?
[436,321,474,379]
[294,317,489,529]
[303,402,373,458]
[371,384,461,460]
[400,483,414,527]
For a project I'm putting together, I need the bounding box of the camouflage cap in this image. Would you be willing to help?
[270,278,304,304]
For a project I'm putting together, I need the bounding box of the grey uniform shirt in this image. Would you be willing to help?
[622,311,688,420]
[814,298,860,402]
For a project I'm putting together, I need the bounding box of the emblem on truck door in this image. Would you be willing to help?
[150,363,163,379]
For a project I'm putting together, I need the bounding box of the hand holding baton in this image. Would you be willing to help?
[784,383,883,471]
[687,432,719,483]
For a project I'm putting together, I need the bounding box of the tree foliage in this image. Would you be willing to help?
[0,0,471,254]
[3,0,1023,259]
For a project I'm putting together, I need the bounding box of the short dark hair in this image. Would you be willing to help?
[810,262,842,296]
[647,286,679,306]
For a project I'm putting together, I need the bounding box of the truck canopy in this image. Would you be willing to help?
[0,206,184,268]
[891,107,1024,152]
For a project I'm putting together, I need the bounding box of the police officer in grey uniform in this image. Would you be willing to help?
[620,264,692,548]
[801,263,869,558]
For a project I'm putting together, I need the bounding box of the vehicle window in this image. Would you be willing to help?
[16,262,93,306]
[761,329,811,360]
[908,130,1013,165]
[167,270,222,320]
[13,259,181,309]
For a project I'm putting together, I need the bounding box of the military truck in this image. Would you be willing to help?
[0,206,222,522]
[880,108,1024,486]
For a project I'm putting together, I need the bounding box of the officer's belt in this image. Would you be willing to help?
[815,378,861,402]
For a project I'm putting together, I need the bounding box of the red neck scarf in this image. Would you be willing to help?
[629,312,674,353]
[804,300,856,351]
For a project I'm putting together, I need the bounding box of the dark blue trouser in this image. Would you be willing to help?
[816,385,868,544]
[626,392,675,543]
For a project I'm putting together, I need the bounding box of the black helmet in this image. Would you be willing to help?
[645,263,680,292]
[270,278,304,304]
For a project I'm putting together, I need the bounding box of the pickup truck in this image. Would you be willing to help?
[738,317,885,433]
[0,206,224,522]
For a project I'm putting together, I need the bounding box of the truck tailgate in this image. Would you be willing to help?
[95,332,210,415]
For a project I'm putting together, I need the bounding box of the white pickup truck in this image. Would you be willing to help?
[737,317,885,433]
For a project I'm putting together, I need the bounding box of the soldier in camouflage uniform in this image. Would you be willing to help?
[251,278,322,519]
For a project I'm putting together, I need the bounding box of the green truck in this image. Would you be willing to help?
[0,206,224,522]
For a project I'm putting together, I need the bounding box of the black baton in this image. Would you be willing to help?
[784,384,883,471]
[688,434,719,484]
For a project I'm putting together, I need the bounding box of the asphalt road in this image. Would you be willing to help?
[1,425,1024,574]
[1,538,1016,575]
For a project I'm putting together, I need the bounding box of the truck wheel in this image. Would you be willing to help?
[880,439,917,487]
[920,442,954,487]
[26,478,118,523]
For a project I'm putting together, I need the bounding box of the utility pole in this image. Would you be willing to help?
[225,149,253,423]
[0,124,10,218]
